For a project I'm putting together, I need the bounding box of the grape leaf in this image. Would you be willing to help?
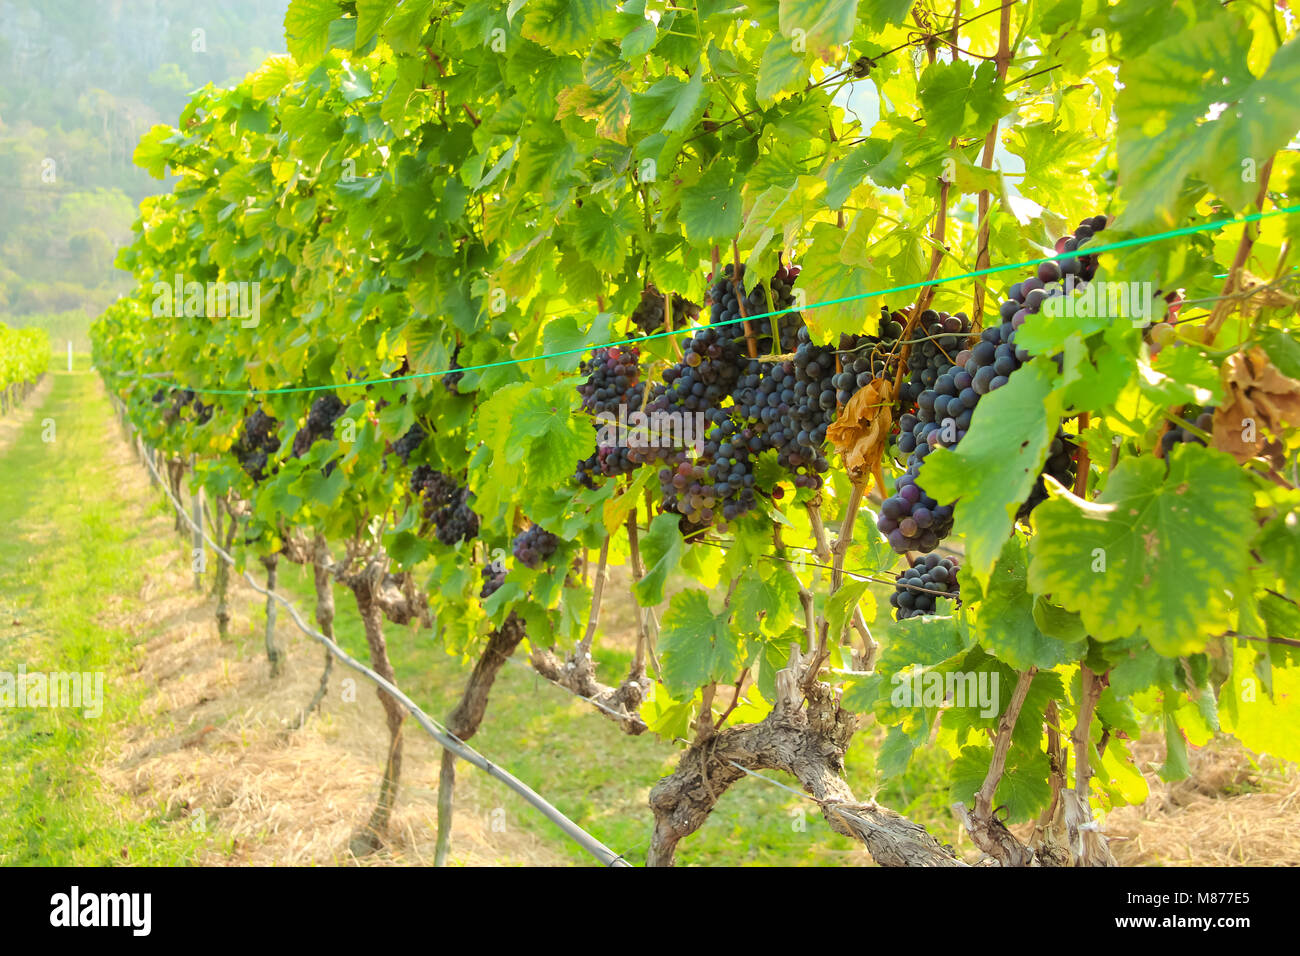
[521,0,608,53]
[876,724,918,779]
[826,579,871,644]
[858,0,914,30]
[797,221,884,342]
[918,60,1007,143]
[506,385,596,488]
[1221,641,1300,762]
[1259,327,1300,381]
[734,563,800,637]
[876,614,967,674]
[634,512,685,606]
[1056,333,1132,413]
[964,538,1083,670]
[1118,18,1300,224]
[757,34,807,106]
[1027,443,1256,654]
[949,744,1051,823]
[640,685,696,740]
[355,0,398,47]
[679,163,743,245]
[1159,709,1192,781]
[777,0,859,58]
[659,589,743,696]
[284,0,341,63]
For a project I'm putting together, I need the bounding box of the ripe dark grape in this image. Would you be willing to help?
[572,344,649,487]
[890,554,961,620]
[629,285,700,335]
[429,487,479,545]
[444,345,465,394]
[1018,431,1078,517]
[577,345,643,416]
[1160,405,1214,456]
[881,217,1108,554]
[307,394,345,434]
[234,408,282,482]
[628,269,799,530]
[393,423,428,463]
[292,393,346,458]
[898,309,971,407]
[513,525,561,569]
[410,466,478,545]
[480,559,506,599]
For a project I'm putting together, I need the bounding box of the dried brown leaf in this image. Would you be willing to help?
[826,378,894,494]
[1213,347,1300,464]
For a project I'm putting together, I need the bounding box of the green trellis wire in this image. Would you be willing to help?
[108,202,1300,399]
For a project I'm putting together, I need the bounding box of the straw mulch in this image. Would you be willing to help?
[1103,733,1300,866]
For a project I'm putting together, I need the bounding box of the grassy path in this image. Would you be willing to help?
[0,368,204,863]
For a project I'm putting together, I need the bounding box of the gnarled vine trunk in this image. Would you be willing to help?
[340,561,429,855]
[647,651,966,867]
[166,456,186,533]
[347,575,404,855]
[212,499,236,641]
[260,553,282,677]
[434,612,528,866]
[290,535,336,729]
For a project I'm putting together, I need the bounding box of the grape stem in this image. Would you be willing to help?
[1224,630,1300,649]
[801,499,876,655]
[1036,698,1068,834]
[732,238,760,359]
[966,666,1037,866]
[912,2,957,319]
[627,509,661,679]
[424,47,480,127]
[696,682,717,742]
[1073,412,1090,497]
[762,285,782,358]
[663,289,682,360]
[713,667,750,730]
[577,535,610,658]
[776,522,819,654]
[1072,666,1107,796]
[1206,155,1274,341]
[628,510,648,677]
[971,0,1015,325]
[803,485,871,690]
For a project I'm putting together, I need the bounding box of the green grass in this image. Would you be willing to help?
[0,368,209,864]
[0,363,961,866]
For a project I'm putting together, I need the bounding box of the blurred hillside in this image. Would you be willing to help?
[0,0,288,342]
